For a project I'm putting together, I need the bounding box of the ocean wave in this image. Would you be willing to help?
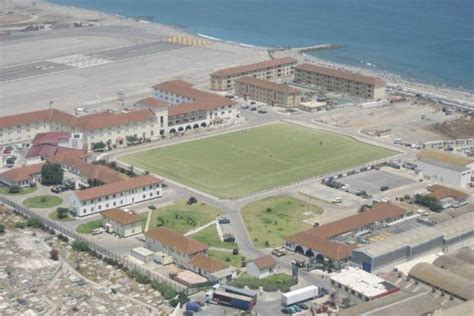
[197,33,222,41]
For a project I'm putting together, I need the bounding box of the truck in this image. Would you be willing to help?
[209,290,256,310]
[281,285,319,307]
[218,284,257,299]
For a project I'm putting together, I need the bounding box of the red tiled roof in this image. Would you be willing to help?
[236,76,300,94]
[137,97,169,108]
[427,185,469,201]
[251,255,276,270]
[211,57,297,77]
[0,163,45,182]
[304,203,405,239]
[32,132,71,145]
[296,63,385,86]
[0,108,156,131]
[189,253,229,273]
[285,203,405,261]
[26,144,86,160]
[145,227,208,255]
[101,208,141,225]
[153,80,236,116]
[48,154,121,184]
[73,175,161,201]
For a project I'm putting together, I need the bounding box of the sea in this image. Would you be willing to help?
[51,0,474,90]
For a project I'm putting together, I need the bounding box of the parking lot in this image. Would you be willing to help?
[341,169,415,195]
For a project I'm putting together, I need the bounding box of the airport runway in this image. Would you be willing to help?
[0,40,186,82]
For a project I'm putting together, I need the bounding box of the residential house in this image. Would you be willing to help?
[0,163,44,187]
[246,255,277,279]
[101,208,142,238]
[188,253,237,282]
[427,184,470,209]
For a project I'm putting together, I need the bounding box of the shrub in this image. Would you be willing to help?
[72,240,90,252]
[232,248,239,255]
[170,293,189,307]
[151,280,178,299]
[26,218,43,228]
[0,224,5,234]
[8,186,20,194]
[148,205,157,210]
[50,249,59,261]
[56,207,69,219]
[414,194,442,212]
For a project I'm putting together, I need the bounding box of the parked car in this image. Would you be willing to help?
[51,185,69,193]
[187,197,198,205]
[332,197,342,204]
[250,101,256,105]
[218,216,230,224]
[257,110,267,114]
[250,107,257,111]
[223,234,235,243]
[271,247,288,257]
[241,104,249,110]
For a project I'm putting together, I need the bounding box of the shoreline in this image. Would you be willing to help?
[23,1,474,104]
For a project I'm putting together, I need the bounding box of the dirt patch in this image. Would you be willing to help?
[430,117,474,139]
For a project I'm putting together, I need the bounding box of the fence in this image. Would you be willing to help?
[0,196,187,293]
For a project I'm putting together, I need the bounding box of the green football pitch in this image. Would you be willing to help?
[120,123,396,198]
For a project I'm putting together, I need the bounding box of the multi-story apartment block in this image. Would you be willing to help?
[235,76,301,107]
[295,64,386,99]
[152,80,238,133]
[69,175,162,217]
[210,57,297,91]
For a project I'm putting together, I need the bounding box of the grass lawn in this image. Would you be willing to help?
[23,195,63,208]
[76,219,102,234]
[230,273,297,292]
[208,249,244,268]
[242,196,321,248]
[48,210,75,222]
[142,200,223,234]
[121,123,396,198]
[191,225,238,250]
[0,186,37,196]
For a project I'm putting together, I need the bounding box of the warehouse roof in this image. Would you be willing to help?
[354,225,442,257]
[409,263,474,300]
[101,208,141,225]
[73,175,161,201]
[296,63,385,86]
[417,150,472,170]
[236,76,300,94]
[0,163,44,182]
[211,57,297,77]
[456,247,474,265]
[433,255,474,281]
[145,227,208,255]
[330,267,399,299]
[438,299,474,316]
[337,292,441,316]
[434,212,474,241]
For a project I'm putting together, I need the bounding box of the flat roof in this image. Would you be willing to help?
[330,267,398,299]
[417,150,472,170]
[131,246,154,257]
[355,225,442,258]
[435,212,474,241]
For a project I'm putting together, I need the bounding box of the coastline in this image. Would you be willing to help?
[32,0,474,104]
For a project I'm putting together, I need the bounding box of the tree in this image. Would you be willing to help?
[41,163,63,185]
[26,218,42,228]
[56,207,69,219]
[414,194,442,212]
[91,141,106,151]
[8,186,20,194]
[0,224,5,234]
[50,249,59,261]
[72,240,90,252]
[232,248,239,255]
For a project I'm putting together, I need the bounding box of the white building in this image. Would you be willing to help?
[246,255,277,279]
[69,175,162,217]
[188,253,237,282]
[144,227,208,266]
[101,208,142,238]
[0,163,44,188]
[152,80,239,134]
[417,150,472,188]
